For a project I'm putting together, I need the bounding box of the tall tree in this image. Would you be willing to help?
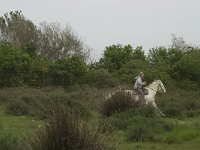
[0,11,39,54]
[0,43,31,87]
[148,47,169,68]
[132,46,146,61]
[38,22,89,60]
[171,34,192,52]
[99,44,135,72]
[173,48,200,84]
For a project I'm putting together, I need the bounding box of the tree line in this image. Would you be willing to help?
[0,11,200,89]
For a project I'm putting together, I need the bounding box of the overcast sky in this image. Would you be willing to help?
[1,0,200,60]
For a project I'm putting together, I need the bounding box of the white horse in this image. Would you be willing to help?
[106,80,166,116]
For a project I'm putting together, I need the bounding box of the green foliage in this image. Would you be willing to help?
[0,11,38,52]
[0,11,90,88]
[105,109,176,142]
[2,87,91,119]
[1,10,200,91]
[173,50,200,87]
[49,56,87,87]
[147,47,174,85]
[28,57,49,86]
[105,107,158,131]
[100,44,134,72]
[127,118,155,142]
[85,69,118,88]
[39,22,89,60]
[167,48,183,67]
[1,85,200,148]
[1,10,200,149]
[99,45,145,72]
[156,87,200,118]
[7,100,30,115]
[0,43,32,87]
[0,134,19,150]
[176,80,198,90]
[0,11,89,60]
[148,47,169,68]
[148,70,174,86]
[22,106,112,150]
[147,46,200,88]
[132,46,146,61]
[117,59,149,83]
[163,105,182,117]
[0,42,88,88]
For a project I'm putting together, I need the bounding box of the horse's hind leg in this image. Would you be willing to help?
[152,102,166,116]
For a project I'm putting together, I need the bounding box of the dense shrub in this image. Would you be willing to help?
[0,43,31,87]
[100,90,135,117]
[85,69,118,88]
[99,44,136,72]
[105,107,159,131]
[28,57,49,87]
[127,118,155,142]
[7,100,30,115]
[163,105,182,117]
[0,134,19,150]
[3,87,91,119]
[156,87,200,118]
[22,106,112,150]
[164,134,180,144]
[117,60,149,84]
[176,80,198,90]
[104,108,176,142]
[49,56,87,87]
[133,106,158,118]
[48,94,91,118]
[173,50,200,86]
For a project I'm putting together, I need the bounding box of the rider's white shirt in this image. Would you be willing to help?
[134,76,145,89]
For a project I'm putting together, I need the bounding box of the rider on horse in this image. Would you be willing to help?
[134,72,146,104]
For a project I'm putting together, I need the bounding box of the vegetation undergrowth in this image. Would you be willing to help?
[22,105,113,150]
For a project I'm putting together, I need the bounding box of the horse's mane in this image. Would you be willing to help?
[148,80,161,88]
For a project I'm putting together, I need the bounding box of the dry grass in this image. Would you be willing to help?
[22,105,113,150]
[99,90,136,117]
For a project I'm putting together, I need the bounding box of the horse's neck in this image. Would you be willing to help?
[148,82,159,96]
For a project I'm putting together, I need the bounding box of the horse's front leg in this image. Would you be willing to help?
[151,102,166,116]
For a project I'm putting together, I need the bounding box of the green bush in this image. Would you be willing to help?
[28,57,49,87]
[117,59,149,84]
[0,43,32,87]
[127,119,154,142]
[134,105,157,118]
[178,129,199,141]
[176,80,198,90]
[173,51,200,87]
[85,69,118,88]
[105,108,176,142]
[164,134,180,144]
[99,44,137,72]
[163,105,182,117]
[0,134,19,150]
[6,100,30,115]
[126,116,176,142]
[2,87,91,119]
[48,95,91,118]
[22,106,112,150]
[49,56,87,87]
[156,87,200,118]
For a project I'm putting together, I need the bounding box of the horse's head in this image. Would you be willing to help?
[157,80,166,94]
